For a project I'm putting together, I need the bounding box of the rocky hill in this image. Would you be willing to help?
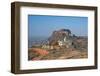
[28,29,88,60]
[48,29,87,50]
[48,29,72,46]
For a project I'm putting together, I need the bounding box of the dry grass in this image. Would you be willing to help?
[28,47,88,60]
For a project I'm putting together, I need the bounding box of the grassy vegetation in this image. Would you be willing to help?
[28,46,87,60]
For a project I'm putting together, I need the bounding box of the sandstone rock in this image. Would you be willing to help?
[48,29,72,46]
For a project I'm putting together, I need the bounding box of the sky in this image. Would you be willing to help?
[28,15,88,38]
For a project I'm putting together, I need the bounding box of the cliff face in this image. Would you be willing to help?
[48,29,72,46]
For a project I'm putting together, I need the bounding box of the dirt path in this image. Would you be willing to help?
[58,50,80,59]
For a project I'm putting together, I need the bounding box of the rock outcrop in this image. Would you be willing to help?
[48,29,73,48]
[48,29,87,50]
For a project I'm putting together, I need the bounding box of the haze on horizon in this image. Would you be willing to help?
[28,15,88,38]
